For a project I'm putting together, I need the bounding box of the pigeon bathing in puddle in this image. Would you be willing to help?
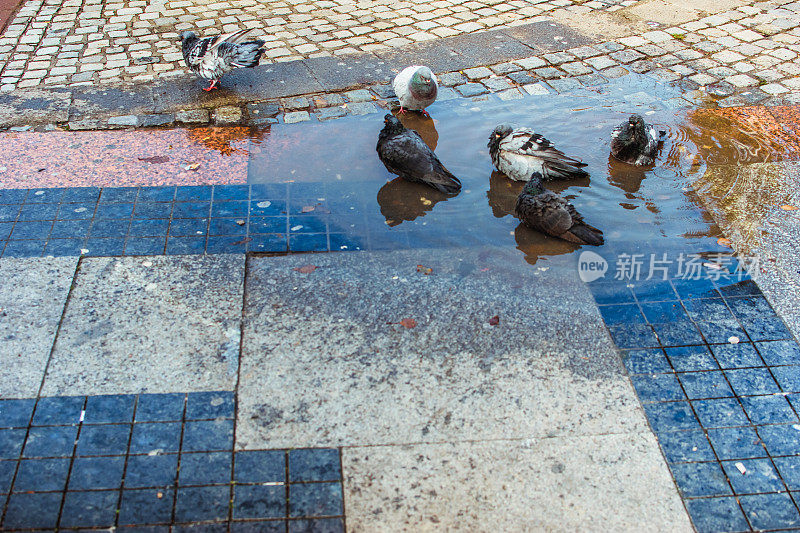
[515,172,604,246]
[376,114,461,194]
[610,114,665,166]
[393,65,438,117]
[180,29,266,91]
[489,124,590,182]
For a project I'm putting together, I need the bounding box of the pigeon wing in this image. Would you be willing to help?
[379,130,437,178]
[502,130,589,180]
[186,36,217,66]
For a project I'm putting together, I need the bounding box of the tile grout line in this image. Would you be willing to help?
[53,395,87,530]
[168,393,189,531]
[229,251,250,529]
[114,394,139,529]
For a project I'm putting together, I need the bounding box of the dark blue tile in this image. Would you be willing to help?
[658,429,715,463]
[0,399,35,428]
[95,202,135,219]
[727,295,774,320]
[186,391,235,420]
[125,237,166,255]
[235,450,285,483]
[137,186,176,203]
[620,348,671,374]
[666,346,717,372]
[289,449,341,482]
[290,482,343,518]
[631,280,678,302]
[211,200,248,217]
[775,456,800,490]
[57,202,95,220]
[173,523,228,533]
[0,429,26,459]
[757,424,800,456]
[707,426,766,460]
[175,185,213,202]
[725,367,780,395]
[50,218,91,238]
[640,301,688,323]
[69,455,125,490]
[2,239,45,257]
[758,341,800,366]
[124,454,178,488]
[250,215,287,233]
[3,492,62,528]
[60,490,118,528]
[678,371,733,399]
[172,201,211,218]
[232,520,288,532]
[85,394,135,424]
[175,485,230,522]
[44,238,84,256]
[671,461,731,497]
[652,321,704,346]
[10,219,52,239]
[0,189,27,204]
[169,217,209,236]
[0,204,20,222]
[328,232,365,251]
[587,282,634,304]
[607,324,659,349]
[250,183,288,200]
[133,202,173,219]
[182,419,233,452]
[711,343,763,369]
[233,484,284,519]
[213,185,250,202]
[744,317,792,341]
[716,278,761,297]
[13,457,69,491]
[289,200,330,217]
[288,518,344,533]
[32,395,84,425]
[289,216,327,234]
[23,425,77,457]
[100,187,138,204]
[75,424,130,456]
[693,398,749,428]
[631,373,685,402]
[136,393,185,422]
[206,235,247,254]
[0,221,11,239]
[249,233,288,252]
[89,219,130,238]
[741,492,800,530]
[250,200,287,217]
[129,422,181,454]
[772,365,800,392]
[25,188,65,204]
[62,187,101,204]
[686,497,748,533]
[682,297,733,321]
[0,459,15,493]
[790,393,800,413]
[119,488,175,525]
[597,304,645,325]
[643,401,699,431]
[741,395,797,424]
[369,229,410,251]
[208,217,248,236]
[179,451,231,485]
[723,458,784,494]
[166,236,206,255]
[88,240,128,259]
[18,202,58,220]
[671,277,719,299]
[290,233,328,252]
[694,320,747,344]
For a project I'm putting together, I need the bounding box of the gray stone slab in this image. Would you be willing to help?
[375,40,474,74]
[446,29,537,65]
[0,89,71,127]
[42,255,244,396]
[237,249,647,450]
[343,434,692,531]
[305,54,394,92]
[0,257,77,398]
[502,20,594,52]
[69,86,155,120]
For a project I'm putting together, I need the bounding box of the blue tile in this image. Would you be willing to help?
[250,183,288,200]
[44,238,84,256]
[206,235,249,254]
[671,461,731,497]
[75,424,130,456]
[775,456,800,490]
[2,239,45,257]
[289,216,327,234]
[56,203,94,220]
[62,187,101,203]
[133,202,173,219]
[289,449,341,483]
[18,203,58,220]
[23,425,77,457]
[694,320,748,344]
[289,182,326,197]
[0,222,11,239]
[741,395,797,424]
[13,457,70,491]
[665,345,717,372]
[249,233,288,252]
[0,204,20,222]
[0,429,26,459]
[250,215,287,233]
[671,277,719,299]
[0,189,28,204]
[10,219,52,239]
[235,450,285,483]
[3,492,62,528]
[652,321,704,346]
[233,484,285,519]
[608,324,659,349]
[741,493,800,530]
[0,460,13,493]
[586,282,634,304]
[678,371,733,399]
[213,185,250,202]
[208,217,248,236]
[211,200,248,217]
[597,304,645,325]
[232,521,287,533]
[288,518,344,533]
[329,232,366,251]
[136,393,185,422]
[137,186,176,203]
[643,401,699,431]
[631,280,678,302]
[119,488,175,525]
[186,391,235,419]
[50,218,91,238]
[85,394,135,424]
[89,219,130,238]
[727,295,774,319]
[124,453,178,488]
[25,188,65,204]
[100,187,138,204]
[716,278,761,297]
[0,399,35,428]
[175,485,231,522]
[725,367,780,395]
[250,200,287,217]
[172,201,211,218]
[179,451,231,485]
[169,217,209,236]
[60,490,118,528]
[182,419,234,452]
[682,297,733,321]
[685,497,748,533]
[723,458,784,494]
[711,343,763,369]
[631,373,685,402]
[758,340,800,366]
[707,426,766,460]
[290,482,343,518]
[166,236,206,255]
[640,301,688,323]
[657,429,715,463]
[772,365,800,392]
[693,398,749,428]
[125,236,166,255]
[69,455,125,490]
[175,185,213,202]
[129,422,182,454]
[744,317,793,341]
[32,395,84,425]
[290,233,328,252]
[620,348,671,374]
[95,202,135,219]
[757,424,800,456]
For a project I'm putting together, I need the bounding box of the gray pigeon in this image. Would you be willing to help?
[180,29,265,91]
[610,114,665,166]
[515,172,603,245]
[489,124,589,182]
[376,114,461,194]
[392,65,438,117]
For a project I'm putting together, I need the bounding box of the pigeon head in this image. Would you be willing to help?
[522,172,545,195]
[619,114,647,143]
[409,66,436,98]
[488,124,514,151]
[180,31,197,43]
[382,113,405,134]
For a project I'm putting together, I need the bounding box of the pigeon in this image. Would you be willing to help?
[376,114,461,194]
[180,29,266,91]
[392,66,438,117]
[489,124,590,182]
[610,114,665,166]
[515,172,604,246]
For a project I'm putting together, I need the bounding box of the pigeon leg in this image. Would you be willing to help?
[203,79,220,92]
[420,109,430,118]
[398,107,407,115]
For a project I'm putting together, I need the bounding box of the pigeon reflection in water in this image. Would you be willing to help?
[394,111,439,151]
[377,178,449,227]
[607,155,661,214]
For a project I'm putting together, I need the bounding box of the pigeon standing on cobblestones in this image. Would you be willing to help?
[393,66,438,117]
[515,172,604,246]
[180,29,266,91]
[377,114,461,194]
[610,114,665,166]
[489,124,590,182]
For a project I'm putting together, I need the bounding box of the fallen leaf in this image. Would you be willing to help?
[138,155,170,164]
[488,315,500,326]
[781,205,799,210]
[184,162,200,171]
[293,265,318,274]
[399,318,417,329]
[717,237,732,247]
[301,205,316,213]
[235,219,246,226]
[416,264,433,275]
[231,236,252,245]
[420,197,432,206]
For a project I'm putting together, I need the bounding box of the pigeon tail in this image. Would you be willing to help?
[567,223,604,246]
[427,166,461,195]
[230,41,265,68]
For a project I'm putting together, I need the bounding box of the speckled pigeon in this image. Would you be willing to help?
[515,171,604,245]
[392,65,438,117]
[489,124,589,182]
[180,29,265,91]
[610,114,665,166]
[376,114,461,194]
